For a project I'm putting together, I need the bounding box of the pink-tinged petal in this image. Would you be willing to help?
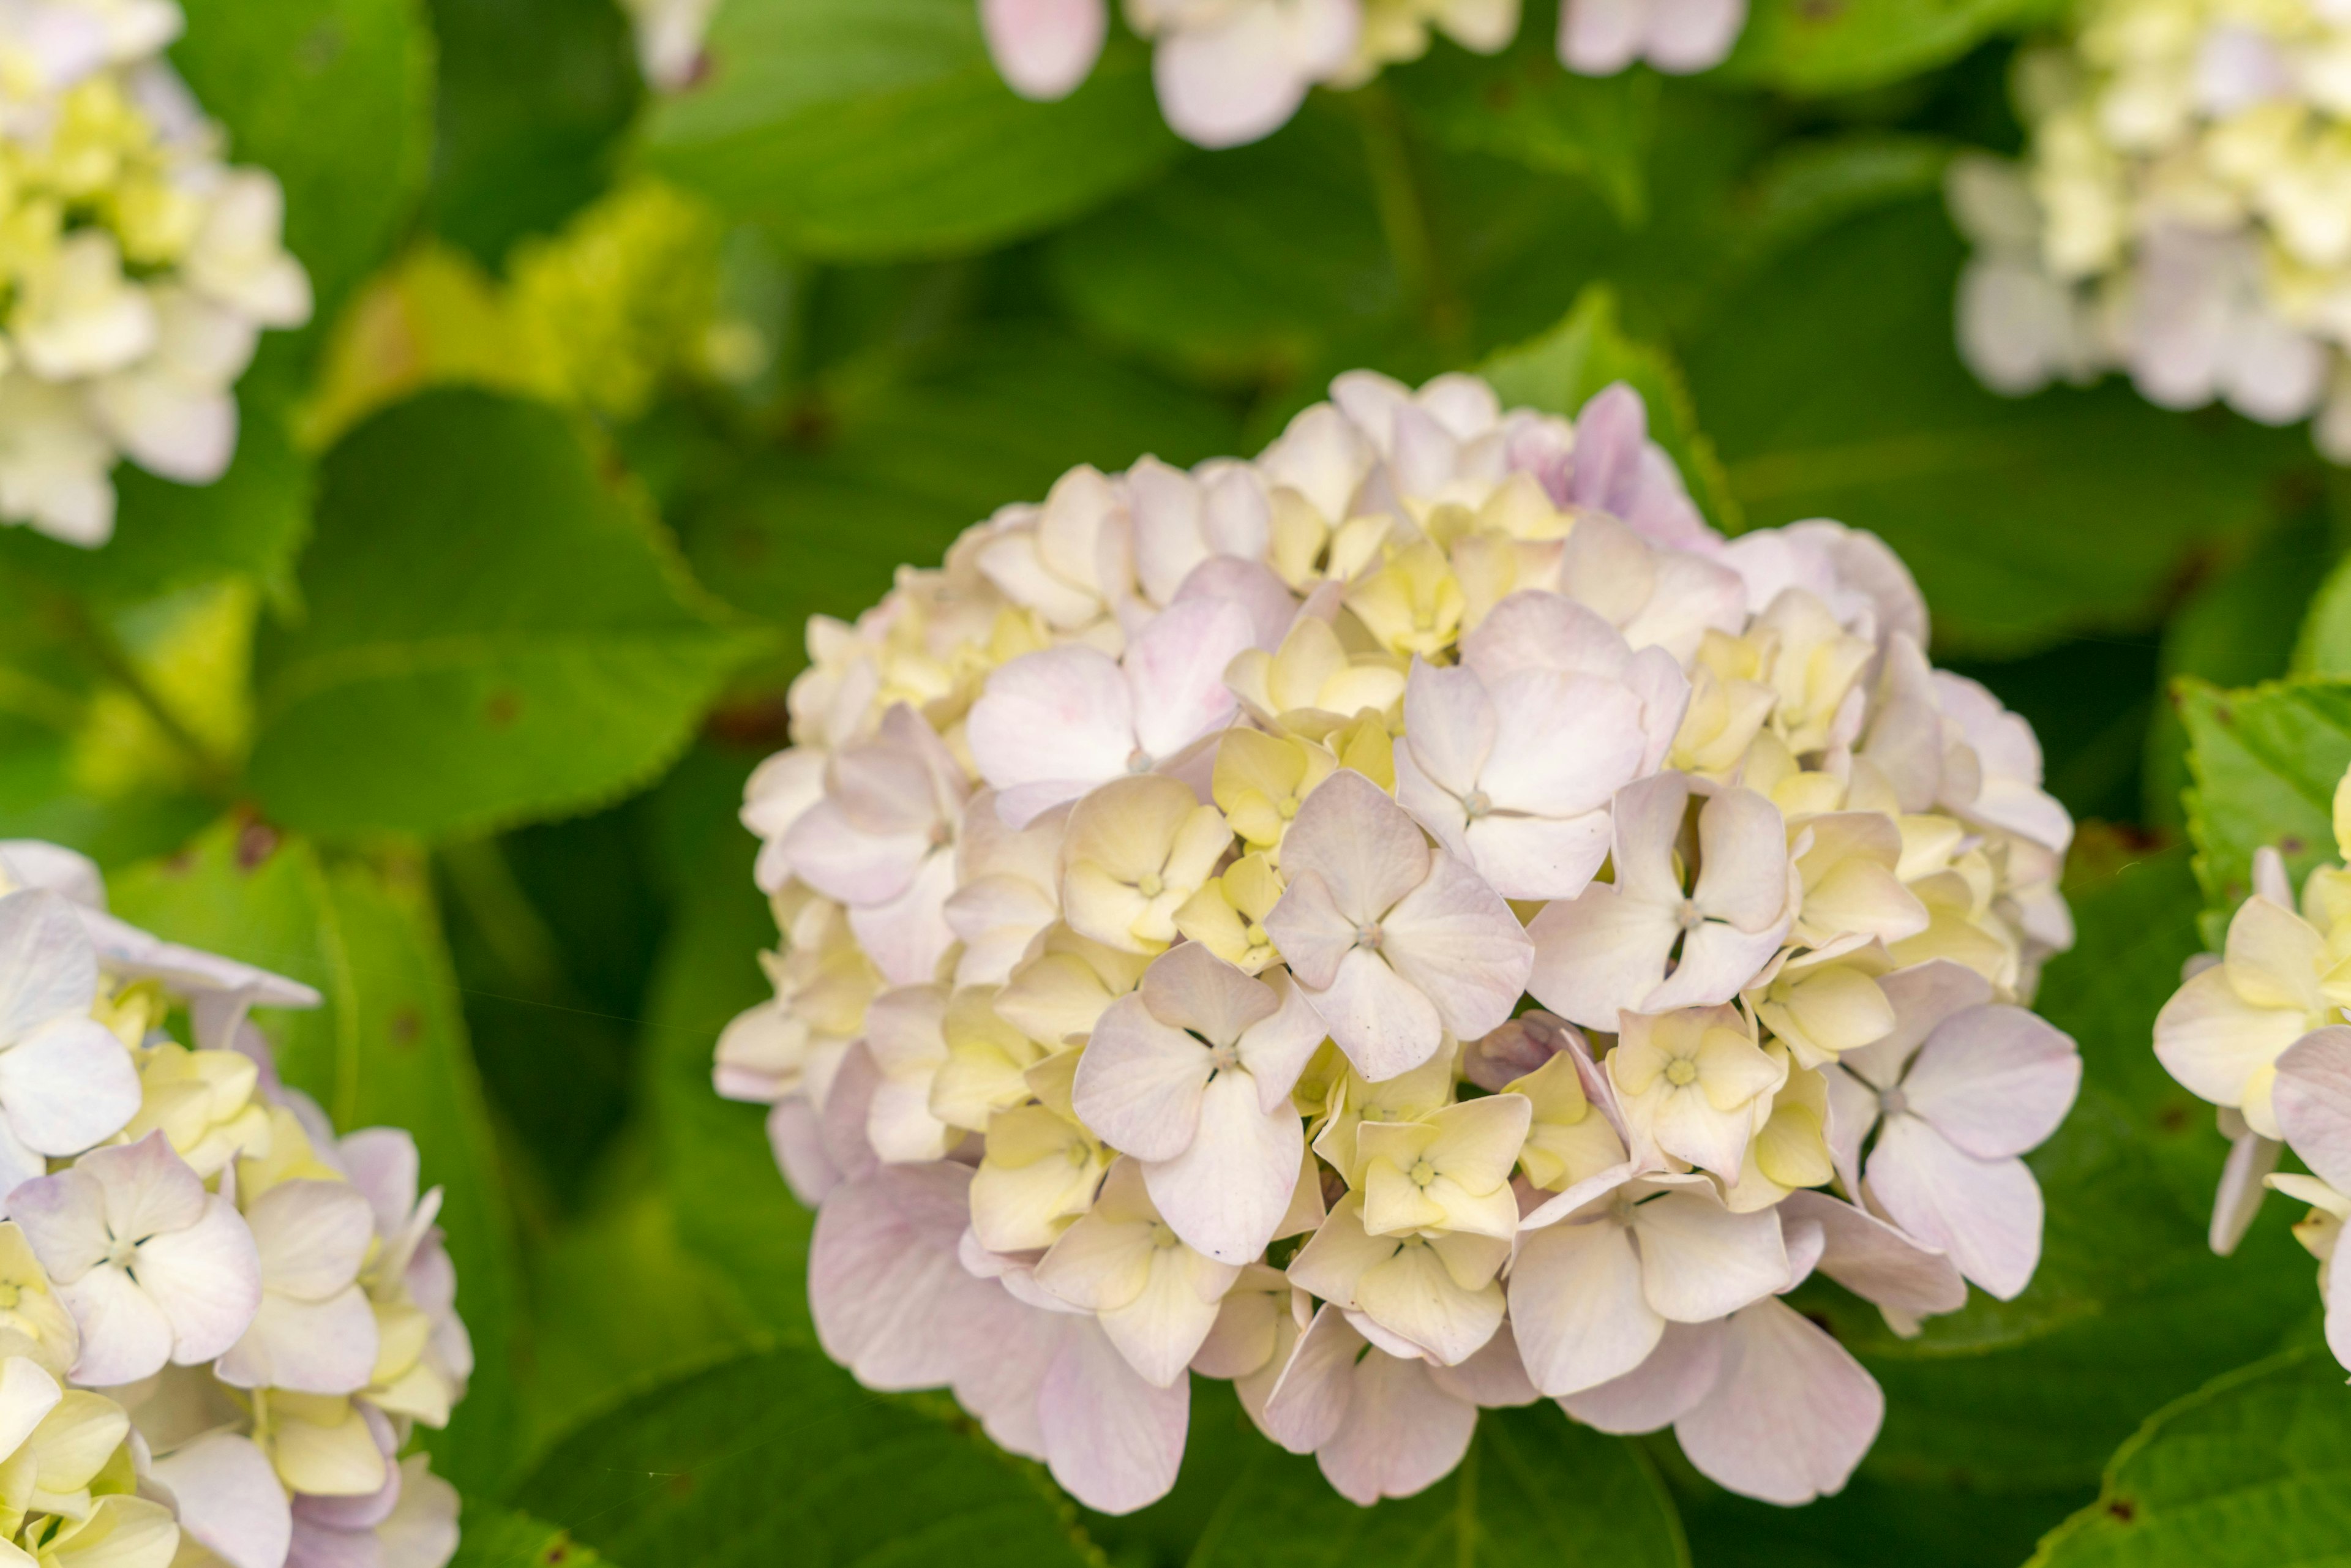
[2210,1122,2280,1256]
[1526,887,1680,1032]
[1126,599,1255,762]
[1465,812,1618,904]
[1643,0,1745,71]
[1509,1218,1663,1396]
[780,800,929,907]
[217,1287,379,1394]
[1237,972,1332,1109]
[1640,917,1787,1014]
[1902,1004,2080,1160]
[242,1179,375,1300]
[1144,1070,1303,1264]
[1261,869,1356,990]
[944,1281,1067,1461]
[1621,550,1747,662]
[71,905,317,1010]
[1843,961,1997,1089]
[1395,745,1473,865]
[2153,963,2309,1112]
[1624,647,1693,773]
[1262,1304,1361,1454]
[0,1015,137,1155]
[809,1163,977,1390]
[7,1165,106,1279]
[1461,591,1635,682]
[138,1194,263,1364]
[1425,1320,1540,1408]
[1300,947,1444,1082]
[1691,787,1788,931]
[1559,1317,1727,1434]
[1569,384,1648,514]
[58,1266,172,1385]
[2224,895,2327,1012]
[980,0,1106,99]
[0,842,103,907]
[818,1044,882,1188]
[1073,994,1210,1161]
[1038,1318,1190,1514]
[2276,1026,2351,1193]
[1142,940,1278,1047]
[1401,661,1498,800]
[847,849,959,987]
[1866,1116,2041,1300]
[0,891,96,1043]
[1779,1190,1966,1319]
[1275,770,1430,925]
[1609,771,1692,906]
[2328,1239,2351,1374]
[1153,4,1323,149]
[1382,850,1534,1043]
[154,1431,291,1568]
[1477,670,1646,816]
[1674,1297,1882,1504]
[967,645,1134,798]
[768,1097,839,1207]
[1634,1191,1790,1322]
[79,1135,208,1244]
[1174,557,1295,652]
[1318,1350,1478,1504]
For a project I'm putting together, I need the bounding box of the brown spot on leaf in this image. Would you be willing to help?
[2158,1102,2190,1133]
[2282,836,2308,856]
[2107,1498,2137,1523]
[236,823,280,871]
[666,1471,696,1501]
[485,691,522,729]
[389,1008,422,1051]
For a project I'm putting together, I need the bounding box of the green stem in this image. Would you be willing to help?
[1353,85,1460,350]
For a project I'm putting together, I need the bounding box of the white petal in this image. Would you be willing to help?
[216,1286,378,1395]
[1299,948,1443,1082]
[979,0,1106,99]
[808,1163,982,1390]
[1673,1297,1882,1504]
[136,1195,263,1365]
[1779,1190,1967,1319]
[1126,599,1255,762]
[1477,670,1646,817]
[967,646,1134,804]
[152,1432,290,1568]
[1071,994,1209,1161]
[243,1180,374,1300]
[1316,1350,1477,1504]
[1559,1316,1727,1433]
[1153,5,1320,149]
[1144,1070,1303,1264]
[1902,1003,2080,1160]
[0,891,96,1047]
[1038,1318,1189,1514]
[1508,1218,1663,1396]
[2275,1026,2351,1193]
[1866,1116,2042,1300]
[1633,1190,1789,1321]
[1401,661,1498,800]
[0,1015,138,1155]
[1526,885,1679,1030]
[56,1266,172,1386]
[1381,850,1534,1043]
[1273,769,1430,925]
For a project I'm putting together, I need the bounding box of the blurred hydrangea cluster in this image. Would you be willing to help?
[982,0,1747,148]
[2154,769,2351,1373]
[722,367,2083,1512]
[1951,0,2351,452]
[0,841,467,1568]
[0,0,310,547]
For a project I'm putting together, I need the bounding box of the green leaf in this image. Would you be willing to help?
[248,389,767,838]
[107,822,523,1494]
[174,0,435,317]
[675,329,1245,628]
[1087,1380,1687,1568]
[2180,677,2351,943]
[451,1504,612,1567]
[1044,103,1399,386]
[511,1348,1093,1567]
[1390,29,1659,224]
[1482,285,1736,527]
[639,0,1182,260]
[1802,849,2319,1490]
[637,746,815,1341]
[1673,1472,2091,1568]
[1685,197,2312,658]
[1720,0,2061,94]
[2028,1348,2351,1567]
[422,0,644,264]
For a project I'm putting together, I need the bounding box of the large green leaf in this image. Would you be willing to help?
[247,390,767,838]
[1683,198,2313,658]
[451,1504,612,1567]
[422,0,643,264]
[2029,1348,2351,1567]
[1086,1381,1689,1568]
[1800,850,2317,1491]
[512,1348,1093,1567]
[639,0,1182,259]
[174,0,434,318]
[2179,677,2351,943]
[1673,1472,2091,1568]
[1721,0,2061,94]
[107,823,523,1494]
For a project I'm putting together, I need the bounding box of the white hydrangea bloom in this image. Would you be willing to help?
[0,842,467,1568]
[732,369,2081,1513]
[0,0,311,547]
[1952,0,2351,454]
[2154,765,2351,1378]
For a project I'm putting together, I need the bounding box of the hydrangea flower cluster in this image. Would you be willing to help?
[0,0,312,547]
[1950,0,2351,454]
[0,841,467,1568]
[725,370,2082,1512]
[2154,768,2351,1370]
[978,0,1745,149]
